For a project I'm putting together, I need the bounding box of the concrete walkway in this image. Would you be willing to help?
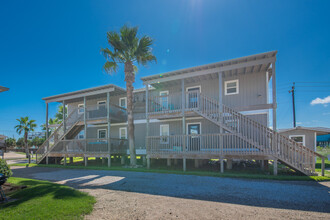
[11,166,330,219]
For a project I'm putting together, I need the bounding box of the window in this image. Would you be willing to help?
[98,100,106,106]
[97,100,106,110]
[160,124,169,144]
[289,135,305,146]
[119,127,127,139]
[78,104,84,114]
[98,129,107,139]
[78,130,84,139]
[159,91,169,110]
[119,97,127,108]
[225,80,239,95]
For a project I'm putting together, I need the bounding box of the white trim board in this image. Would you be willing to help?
[119,97,127,108]
[97,129,107,139]
[186,85,201,92]
[224,79,239,95]
[289,134,306,146]
[160,124,169,144]
[119,127,127,139]
[186,122,202,135]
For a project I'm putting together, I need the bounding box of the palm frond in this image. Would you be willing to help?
[103,61,118,74]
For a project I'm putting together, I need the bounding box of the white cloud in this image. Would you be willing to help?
[296,122,302,125]
[323,112,330,115]
[310,96,330,106]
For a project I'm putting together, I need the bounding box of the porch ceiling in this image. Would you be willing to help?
[42,84,126,103]
[141,51,277,88]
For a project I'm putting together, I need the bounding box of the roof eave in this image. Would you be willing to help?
[141,50,277,83]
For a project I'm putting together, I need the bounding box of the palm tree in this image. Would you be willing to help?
[101,25,156,166]
[15,116,37,163]
[41,117,61,136]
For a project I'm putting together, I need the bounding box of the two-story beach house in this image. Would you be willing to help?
[36,51,325,176]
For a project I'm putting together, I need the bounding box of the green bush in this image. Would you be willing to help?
[0,159,12,177]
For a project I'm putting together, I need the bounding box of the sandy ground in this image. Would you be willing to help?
[3,151,35,164]
[10,166,330,219]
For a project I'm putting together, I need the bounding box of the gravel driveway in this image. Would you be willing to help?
[11,166,330,219]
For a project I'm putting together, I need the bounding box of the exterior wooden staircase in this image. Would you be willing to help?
[36,109,83,164]
[192,92,323,176]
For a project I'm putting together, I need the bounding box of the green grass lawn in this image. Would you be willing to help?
[11,156,330,182]
[0,177,95,220]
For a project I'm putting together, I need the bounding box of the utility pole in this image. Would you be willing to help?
[289,82,296,128]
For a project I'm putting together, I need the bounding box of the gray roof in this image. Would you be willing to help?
[43,84,126,103]
[141,51,277,83]
[0,86,9,93]
[279,126,330,136]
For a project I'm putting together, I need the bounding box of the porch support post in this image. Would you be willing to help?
[273,158,278,176]
[181,79,186,157]
[107,92,111,166]
[46,156,49,165]
[64,156,66,166]
[45,102,49,151]
[220,158,224,173]
[167,158,171,167]
[183,158,186,172]
[85,157,88,167]
[272,61,277,131]
[62,100,66,137]
[321,157,325,176]
[84,96,87,155]
[218,71,223,107]
[219,72,224,152]
[145,84,150,164]
[194,159,199,168]
[70,157,73,163]
[121,156,125,165]
[227,159,232,170]
[261,160,264,170]
[147,156,150,169]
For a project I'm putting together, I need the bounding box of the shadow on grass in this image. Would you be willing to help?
[1,178,91,210]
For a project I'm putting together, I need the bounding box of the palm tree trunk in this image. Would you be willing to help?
[125,61,137,166]
[24,132,30,163]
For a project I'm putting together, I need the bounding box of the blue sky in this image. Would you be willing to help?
[0,0,329,138]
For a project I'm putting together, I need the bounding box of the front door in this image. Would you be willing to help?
[187,87,200,109]
[187,123,201,151]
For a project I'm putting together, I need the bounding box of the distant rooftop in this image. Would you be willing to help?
[279,126,330,136]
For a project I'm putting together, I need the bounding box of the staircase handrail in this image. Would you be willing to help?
[196,92,322,175]
[36,108,81,162]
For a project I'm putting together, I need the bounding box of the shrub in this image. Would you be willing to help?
[0,159,13,177]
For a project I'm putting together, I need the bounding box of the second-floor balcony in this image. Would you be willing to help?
[85,103,127,123]
[147,90,207,117]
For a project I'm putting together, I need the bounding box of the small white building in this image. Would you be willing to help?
[279,127,330,152]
